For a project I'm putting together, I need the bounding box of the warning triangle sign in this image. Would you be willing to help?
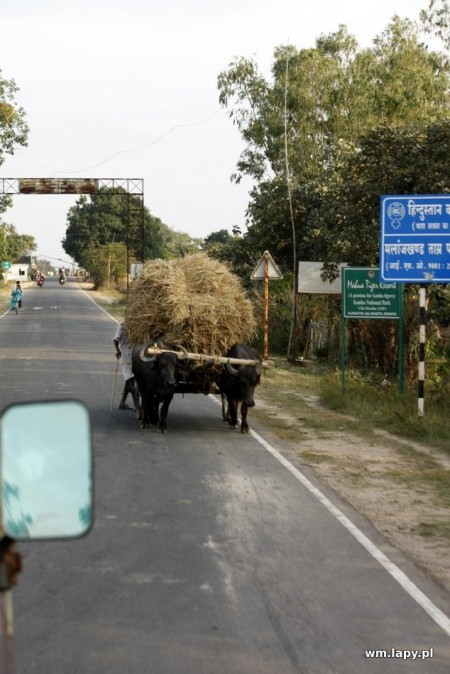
[250,251,283,280]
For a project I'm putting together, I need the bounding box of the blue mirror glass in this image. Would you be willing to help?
[1,400,93,539]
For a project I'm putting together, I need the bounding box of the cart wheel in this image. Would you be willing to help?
[221,393,229,421]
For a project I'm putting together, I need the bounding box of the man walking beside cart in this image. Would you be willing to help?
[113,321,137,410]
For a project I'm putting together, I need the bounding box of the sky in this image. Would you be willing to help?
[0,0,433,266]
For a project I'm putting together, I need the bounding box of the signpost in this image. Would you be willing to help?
[251,251,283,360]
[341,268,403,392]
[380,195,450,416]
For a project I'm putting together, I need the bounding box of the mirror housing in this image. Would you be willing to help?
[0,400,93,540]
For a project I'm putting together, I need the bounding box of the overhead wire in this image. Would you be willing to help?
[50,108,222,176]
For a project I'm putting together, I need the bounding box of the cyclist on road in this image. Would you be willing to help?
[10,283,22,311]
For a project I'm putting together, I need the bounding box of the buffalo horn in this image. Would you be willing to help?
[139,347,157,363]
[176,345,189,360]
[226,362,239,376]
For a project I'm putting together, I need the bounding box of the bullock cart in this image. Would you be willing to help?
[124,253,264,430]
[139,343,270,423]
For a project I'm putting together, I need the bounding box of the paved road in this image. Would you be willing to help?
[0,279,449,673]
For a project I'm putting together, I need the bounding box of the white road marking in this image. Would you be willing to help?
[209,395,450,637]
[81,290,118,322]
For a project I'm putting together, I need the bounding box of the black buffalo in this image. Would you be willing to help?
[131,341,179,432]
[220,344,262,433]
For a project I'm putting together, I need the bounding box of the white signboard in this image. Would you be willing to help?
[130,263,144,279]
[298,262,345,294]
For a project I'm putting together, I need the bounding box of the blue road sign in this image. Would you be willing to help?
[380,195,450,282]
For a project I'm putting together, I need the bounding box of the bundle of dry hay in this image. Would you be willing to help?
[123,253,256,354]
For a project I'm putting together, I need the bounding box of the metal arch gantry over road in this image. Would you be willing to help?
[0,177,145,282]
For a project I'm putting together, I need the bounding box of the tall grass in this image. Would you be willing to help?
[320,370,450,453]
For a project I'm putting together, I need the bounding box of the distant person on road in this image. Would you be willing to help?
[10,283,22,310]
[15,281,23,308]
[113,321,136,410]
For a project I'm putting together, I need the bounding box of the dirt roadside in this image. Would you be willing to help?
[252,388,450,594]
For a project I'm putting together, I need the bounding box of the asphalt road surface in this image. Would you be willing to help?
[0,278,449,673]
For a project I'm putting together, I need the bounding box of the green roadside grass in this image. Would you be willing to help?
[252,355,450,453]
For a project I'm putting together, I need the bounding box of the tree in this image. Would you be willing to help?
[0,223,36,262]
[34,257,56,275]
[203,230,259,287]
[62,187,167,265]
[0,69,29,217]
[217,14,450,361]
[420,0,450,48]
[0,223,36,280]
[160,228,203,258]
[317,121,450,273]
[0,69,29,167]
[0,69,40,266]
[81,242,127,288]
[217,18,450,271]
[204,229,231,245]
[62,187,206,281]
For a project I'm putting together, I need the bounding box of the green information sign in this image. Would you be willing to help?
[342,267,402,319]
[1,261,11,270]
[341,267,404,393]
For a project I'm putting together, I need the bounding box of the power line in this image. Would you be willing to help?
[37,253,76,265]
[50,108,222,176]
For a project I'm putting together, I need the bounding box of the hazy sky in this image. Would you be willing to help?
[0,0,431,265]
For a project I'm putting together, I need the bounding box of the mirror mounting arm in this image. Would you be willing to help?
[0,536,22,592]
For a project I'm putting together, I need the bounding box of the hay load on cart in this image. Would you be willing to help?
[123,253,258,393]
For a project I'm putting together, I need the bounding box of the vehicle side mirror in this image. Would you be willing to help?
[0,400,93,540]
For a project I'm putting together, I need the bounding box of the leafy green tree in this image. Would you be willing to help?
[80,241,127,288]
[204,229,231,245]
[202,228,258,283]
[160,228,203,258]
[420,0,450,48]
[0,69,39,267]
[218,14,450,361]
[34,258,56,275]
[317,121,450,273]
[0,223,36,263]
[62,188,166,265]
[203,230,261,287]
[0,69,29,167]
[8,230,36,260]
[217,18,450,271]
[0,69,29,217]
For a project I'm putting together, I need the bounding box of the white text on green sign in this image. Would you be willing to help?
[342,268,402,319]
